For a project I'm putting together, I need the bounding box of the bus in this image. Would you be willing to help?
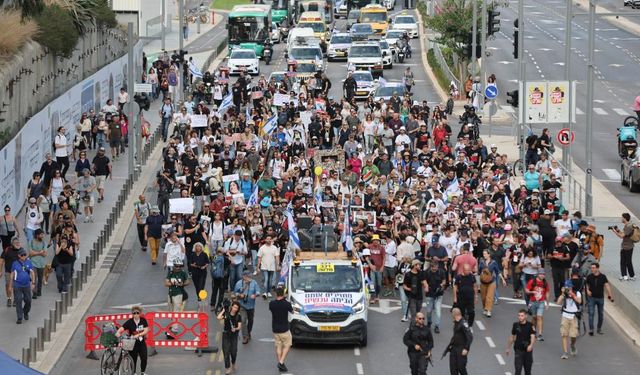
[298,0,334,24]
[227,4,272,57]
[271,0,298,24]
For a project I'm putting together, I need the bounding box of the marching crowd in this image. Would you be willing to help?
[0,50,633,375]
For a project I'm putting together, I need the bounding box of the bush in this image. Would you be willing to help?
[0,10,40,60]
[34,5,80,58]
[92,0,117,29]
[427,48,450,94]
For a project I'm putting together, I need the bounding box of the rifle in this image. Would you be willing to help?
[441,344,452,360]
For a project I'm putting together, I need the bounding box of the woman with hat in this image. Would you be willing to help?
[117,306,149,375]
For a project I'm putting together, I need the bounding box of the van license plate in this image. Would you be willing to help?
[318,326,340,332]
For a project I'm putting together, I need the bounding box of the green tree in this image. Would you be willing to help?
[9,0,45,19]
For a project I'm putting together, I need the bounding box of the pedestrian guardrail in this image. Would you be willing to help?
[543,149,592,215]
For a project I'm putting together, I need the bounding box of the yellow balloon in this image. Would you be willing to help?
[314,166,323,176]
[198,290,208,300]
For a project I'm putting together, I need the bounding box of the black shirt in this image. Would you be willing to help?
[1,247,20,273]
[269,299,293,333]
[424,268,446,297]
[122,317,149,344]
[511,321,535,351]
[549,245,570,269]
[450,319,473,350]
[223,312,242,333]
[585,273,609,299]
[454,274,476,302]
[403,271,426,299]
[92,155,111,176]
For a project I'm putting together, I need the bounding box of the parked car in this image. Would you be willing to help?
[621,149,640,192]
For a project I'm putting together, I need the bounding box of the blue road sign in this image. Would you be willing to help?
[485,85,499,100]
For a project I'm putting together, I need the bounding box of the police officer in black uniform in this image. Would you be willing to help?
[446,307,473,375]
[403,312,434,375]
[343,72,357,102]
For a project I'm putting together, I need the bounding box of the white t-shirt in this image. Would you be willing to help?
[257,244,280,271]
[384,241,398,268]
[209,221,224,242]
[164,240,184,267]
[561,291,582,319]
[555,219,572,236]
[54,134,68,157]
[439,234,458,259]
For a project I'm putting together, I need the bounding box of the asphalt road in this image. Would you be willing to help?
[483,0,640,216]
[47,4,640,375]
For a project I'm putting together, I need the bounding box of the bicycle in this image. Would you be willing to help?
[100,336,136,375]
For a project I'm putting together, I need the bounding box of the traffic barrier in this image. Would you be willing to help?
[84,311,209,359]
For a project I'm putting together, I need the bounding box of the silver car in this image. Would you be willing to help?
[621,149,640,192]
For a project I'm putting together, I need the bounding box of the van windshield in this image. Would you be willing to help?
[350,45,380,57]
[291,265,362,292]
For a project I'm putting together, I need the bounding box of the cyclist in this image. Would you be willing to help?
[116,305,149,375]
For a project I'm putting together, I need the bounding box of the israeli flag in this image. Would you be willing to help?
[443,177,460,203]
[341,206,353,253]
[378,77,387,87]
[279,248,294,283]
[188,60,203,79]
[247,184,259,207]
[504,195,516,217]
[286,208,301,251]
[218,93,234,114]
[246,104,251,119]
[314,185,323,212]
[263,115,278,136]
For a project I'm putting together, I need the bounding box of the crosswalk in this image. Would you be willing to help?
[497,105,633,117]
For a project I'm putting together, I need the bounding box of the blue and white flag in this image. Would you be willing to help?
[444,177,460,203]
[378,77,387,87]
[218,93,234,114]
[286,208,301,251]
[314,185,323,212]
[504,195,516,217]
[247,184,259,207]
[279,248,294,283]
[263,115,278,136]
[245,104,251,119]
[188,60,203,79]
[341,206,353,253]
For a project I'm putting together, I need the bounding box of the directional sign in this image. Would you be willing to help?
[134,83,153,93]
[485,85,499,100]
[557,128,575,146]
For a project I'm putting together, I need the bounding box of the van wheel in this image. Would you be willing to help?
[622,168,628,186]
[359,328,368,347]
[630,174,640,192]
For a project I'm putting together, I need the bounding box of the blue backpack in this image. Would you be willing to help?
[210,254,225,279]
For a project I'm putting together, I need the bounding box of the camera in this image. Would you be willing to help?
[608,225,618,231]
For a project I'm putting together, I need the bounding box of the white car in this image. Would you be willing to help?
[371,82,407,102]
[270,21,282,43]
[227,49,260,75]
[327,33,352,61]
[392,15,419,38]
[385,29,408,47]
[378,39,393,69]
[351,71,378,99]
[347,41,384,77]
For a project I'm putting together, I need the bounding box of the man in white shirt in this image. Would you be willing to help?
[257,235,280,298]
[557,279,582,359]
[555,210,572,237]
[163,231,186,271]
[382,232,398,297]
[118,87,130,111]
[224,230,248,291]
[54,126,70,180]
[101,99,118,115]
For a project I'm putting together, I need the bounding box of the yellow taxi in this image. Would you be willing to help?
[298,11,330,48]
[358,4,389,35]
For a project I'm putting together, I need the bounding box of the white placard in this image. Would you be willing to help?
[300,110,313,126]
[222,174,239,182]
[191,114,208,128]
[169,198,195,214]
[525,81,547,124]
[274,93,291,106]
[547,81,569,123]
[134,83,153,93]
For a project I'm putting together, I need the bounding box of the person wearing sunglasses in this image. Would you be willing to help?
[403,312,434,375]
[9,246,35,324]
[117,306,149,375]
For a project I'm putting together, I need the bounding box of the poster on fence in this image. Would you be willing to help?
[191,114,208,128]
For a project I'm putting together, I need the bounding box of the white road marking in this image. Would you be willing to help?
[356,363,364,375]
[497,61,514,64]
[354,347,361,356]
[506,372,513,375]
[554,62,565,66]
[603,169,622,181]
[576,107,585,115]
[609,63,624,68]
[538,48,552,51]
[613,108,630,116]
[485,336,496,348]
[496,354,506,366]
[475,321,486,331]
[593,107,608,115]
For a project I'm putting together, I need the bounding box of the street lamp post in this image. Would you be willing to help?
[562,0,573,205]
[585,0,596,216]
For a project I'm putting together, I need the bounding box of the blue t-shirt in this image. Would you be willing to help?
[233,279,259,310]
[11,259,33,288]
[523,171,540,190]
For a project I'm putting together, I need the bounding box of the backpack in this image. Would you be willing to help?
[210,254,225,279]
[480,264,493,284]
[631,225,640,243]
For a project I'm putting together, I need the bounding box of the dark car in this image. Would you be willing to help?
[621,148,640,192]
[346,10,361,30]
[350,23,373,41]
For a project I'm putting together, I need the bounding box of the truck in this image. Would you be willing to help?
[286,249,369,346]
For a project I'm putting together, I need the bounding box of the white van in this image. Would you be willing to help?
[287,27,316,50]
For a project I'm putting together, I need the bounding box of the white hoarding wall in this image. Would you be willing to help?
[0,42,143,212]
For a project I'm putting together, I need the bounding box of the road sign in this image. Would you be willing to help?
[467,61,480,75]
[134,83,153,93]
[557,128,575,146]
[485,85,499,100]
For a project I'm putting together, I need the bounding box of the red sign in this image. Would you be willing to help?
[557,128,575,146]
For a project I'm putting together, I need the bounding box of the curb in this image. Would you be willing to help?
[415,9,448,103]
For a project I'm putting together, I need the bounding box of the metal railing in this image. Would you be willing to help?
[432,43,460,90]
[543,149,592,215]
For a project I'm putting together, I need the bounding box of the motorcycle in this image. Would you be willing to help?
[396,45,405,63]
[264,44,273,65]
[618,117,639,158]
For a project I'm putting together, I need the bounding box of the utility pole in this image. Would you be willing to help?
[585,0,596,216]
[471,0,478,85]
[562,0,573,204]
[517,0,526,165]
[480,0,487,113]
[127,22,135,178]
[178,0,184,104]
[161,0,166,50]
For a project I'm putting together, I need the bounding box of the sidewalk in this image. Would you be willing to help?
[0,18,227,363]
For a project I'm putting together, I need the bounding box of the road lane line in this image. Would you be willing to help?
[593,107,608,115]
[476,321,486,331]
[613,108,630,116]
[356,362,364,375]
[354,347,361,356]
[603,169,622,181]
[210,351,216,362]
[485,336,496,348]
[215,370,221,375]
[495,353,506,365]
[216,332,221,342]
[206,370,212,375]
[218,349,224,362]
[576,107,585,115]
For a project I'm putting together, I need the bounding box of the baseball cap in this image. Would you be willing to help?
[18,248,27,256]
[564,279,574,289]
[99,146,105,151]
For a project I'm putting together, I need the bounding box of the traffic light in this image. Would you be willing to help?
[506,90,519,108]
[462,33,482,59]
[488,9,501,36]
[513,18,519,59]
